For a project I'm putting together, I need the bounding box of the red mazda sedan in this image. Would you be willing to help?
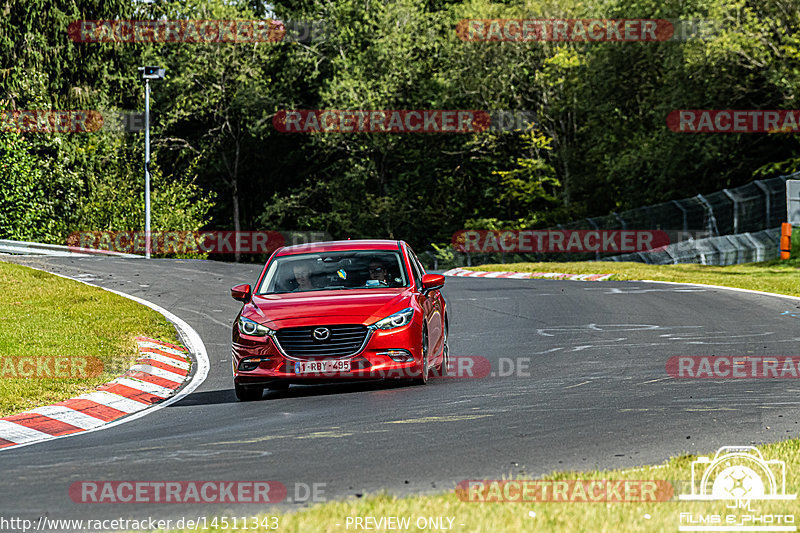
[230,240,448,401]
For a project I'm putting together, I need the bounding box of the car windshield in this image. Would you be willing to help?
[257,250,409,294]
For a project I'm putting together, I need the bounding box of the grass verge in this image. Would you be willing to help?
[161,253,800,532]
[0,260,178,416]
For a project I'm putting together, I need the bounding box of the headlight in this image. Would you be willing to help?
[372,308,414,330]
[238,316,273,336]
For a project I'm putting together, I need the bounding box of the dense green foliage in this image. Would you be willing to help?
[1,0,799,255]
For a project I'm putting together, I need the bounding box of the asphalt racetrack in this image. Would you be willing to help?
[2,255,800,524]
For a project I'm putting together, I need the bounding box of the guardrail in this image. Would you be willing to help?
[605,228,781,265]
[0,239,142,258]
[422,172,800,269]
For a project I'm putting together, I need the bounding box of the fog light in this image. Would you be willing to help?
[238,357,270,371]
[378,350,414,362]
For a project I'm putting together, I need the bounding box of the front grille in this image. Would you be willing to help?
[275,325,369,359]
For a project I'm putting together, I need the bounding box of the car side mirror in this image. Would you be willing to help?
[421,274,445,293]
[231,283,251,302]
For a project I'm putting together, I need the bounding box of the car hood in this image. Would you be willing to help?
[244,288,412,328]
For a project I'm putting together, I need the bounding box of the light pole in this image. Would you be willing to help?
[138,66,166,258]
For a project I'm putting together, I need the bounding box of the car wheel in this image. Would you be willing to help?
[235,382,264,401]
[434,319,449,377]
[413,327,429,385]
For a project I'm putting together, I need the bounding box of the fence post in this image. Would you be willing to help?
[672,200,688,233]
[753,179,771,228]
[743,232,764,262]
[722,189,739,234]
[696,194,720,236]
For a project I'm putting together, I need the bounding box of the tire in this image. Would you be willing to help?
[412,327,430,385]
[434,319,449,377]
[235,382,264,401]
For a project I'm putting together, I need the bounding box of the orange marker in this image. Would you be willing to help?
[781,223,792,260]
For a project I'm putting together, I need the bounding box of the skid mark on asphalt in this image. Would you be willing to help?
[638,377,672,385]
[460,302,540,322]
[546,339,799,352]
[451,296,555,300]
[202,435,289,446]
[85,448,274,465]
[535,324,700,336]
[658,331,775,341]
[564,381,592,389]
[584,287,709,294]
[684,407,739,412]
[174,306,231,328]
[296,431,353,439]
[386,414,492,424]
[520,323,800,353]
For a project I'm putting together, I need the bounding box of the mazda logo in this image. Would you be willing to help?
[312,327,331,341]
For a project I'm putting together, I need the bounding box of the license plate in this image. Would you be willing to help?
[294,360,351,374]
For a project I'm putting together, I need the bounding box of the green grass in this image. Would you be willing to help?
[160,249,800,532]
[0,260,179,416]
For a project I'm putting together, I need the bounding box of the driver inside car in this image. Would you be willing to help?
[368,259,389,285]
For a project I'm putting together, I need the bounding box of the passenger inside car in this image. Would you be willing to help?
[292,262,315,290]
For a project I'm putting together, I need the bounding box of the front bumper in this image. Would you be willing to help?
[232,322,423,385]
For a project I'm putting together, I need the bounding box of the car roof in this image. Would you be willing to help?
[276,239,404,255]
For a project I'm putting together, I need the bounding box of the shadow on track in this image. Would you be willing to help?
[173,379,428,406]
